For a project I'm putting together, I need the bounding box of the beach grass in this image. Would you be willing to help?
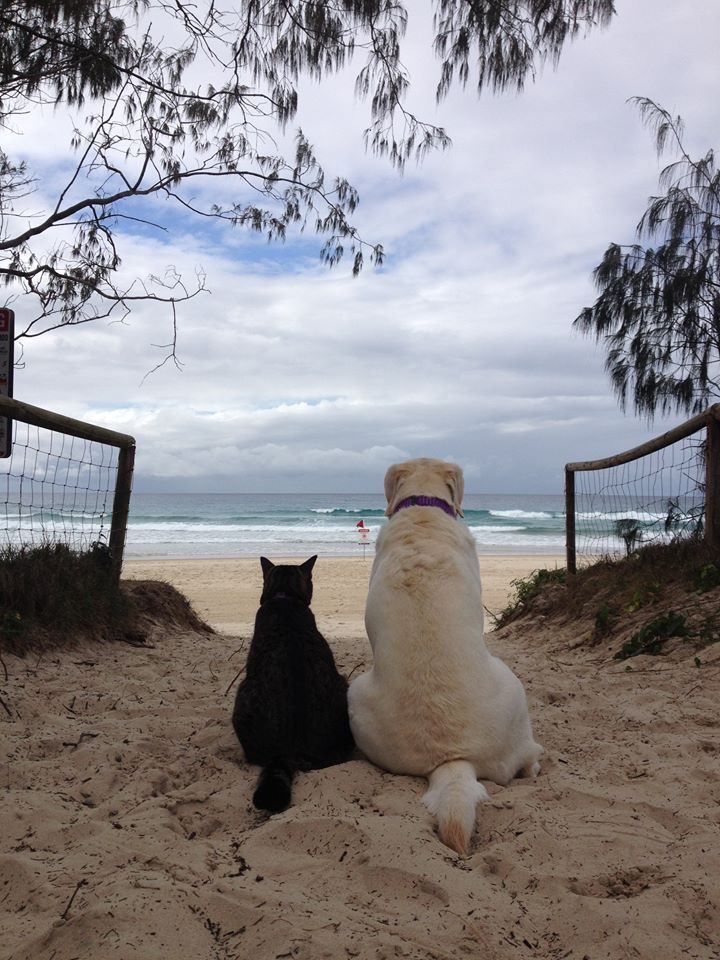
[0,540,127,654]
[494,537,720,661]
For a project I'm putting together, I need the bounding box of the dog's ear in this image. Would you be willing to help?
[444,463,465,517]
[260,556,274,577]
[384,463,409,516]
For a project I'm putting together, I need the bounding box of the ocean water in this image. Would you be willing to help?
[124,492,568,559]
[0,489,700,560]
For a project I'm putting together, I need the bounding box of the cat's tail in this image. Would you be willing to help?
[252,762,295,813]
[422,760,489,856]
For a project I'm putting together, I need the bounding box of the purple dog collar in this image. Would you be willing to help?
[393,495,456,518]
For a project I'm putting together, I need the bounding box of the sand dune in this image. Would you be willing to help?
[1,556,718,959]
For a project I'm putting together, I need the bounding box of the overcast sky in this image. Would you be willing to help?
[8,0,720,493]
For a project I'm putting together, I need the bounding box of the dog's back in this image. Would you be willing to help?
[357,505,499,773]
[348,458,542,855]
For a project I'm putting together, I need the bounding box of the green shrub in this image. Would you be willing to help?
[626,581,662,612]
[594,602,615,635]
[615,518,643,556]
[695,563,720,593]
[614,611,690,660]
[495,567,566,625]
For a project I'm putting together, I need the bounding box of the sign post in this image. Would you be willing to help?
[356,518,371,559]
[0,308,14,458]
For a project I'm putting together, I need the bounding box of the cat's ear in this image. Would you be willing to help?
[260,556,274,577]
[301,555,317,574]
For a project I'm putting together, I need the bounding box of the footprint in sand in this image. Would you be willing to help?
[568,864,665,898]
[228,815,371,882]
[245,816,368,864]
[166,793,228,839]
[356,864,450,917]
[0,855,49,915]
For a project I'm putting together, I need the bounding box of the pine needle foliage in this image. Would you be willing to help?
[575,98,720,419]
[1,0,614,349]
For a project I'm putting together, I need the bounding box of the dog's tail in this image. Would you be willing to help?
[253,761,295,813]
[422,760,489,856]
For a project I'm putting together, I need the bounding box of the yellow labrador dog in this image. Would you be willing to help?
[348,458,542,856]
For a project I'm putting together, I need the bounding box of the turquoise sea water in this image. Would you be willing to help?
[1,488,698,559]
[125,492,568,559]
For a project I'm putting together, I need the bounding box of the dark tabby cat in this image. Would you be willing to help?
[232,555,354,813]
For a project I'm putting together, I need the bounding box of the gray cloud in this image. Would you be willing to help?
[11,0,720,493]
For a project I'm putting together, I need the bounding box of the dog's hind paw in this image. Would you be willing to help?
[519,760,541,779]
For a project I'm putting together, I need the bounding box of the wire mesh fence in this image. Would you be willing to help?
[565,407,720,572]
[0,397,135,575]
[1,421,120,551]
[572,438,704,559]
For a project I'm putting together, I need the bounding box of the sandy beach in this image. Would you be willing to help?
[120,554,566,635]
[2,552,718,960]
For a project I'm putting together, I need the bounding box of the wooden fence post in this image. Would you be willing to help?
[565,466,576,574]
[705,411,720,552]
[109,441,136,581]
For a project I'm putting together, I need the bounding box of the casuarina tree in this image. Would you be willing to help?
[1,0,615,355]
[575,97,720,419]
